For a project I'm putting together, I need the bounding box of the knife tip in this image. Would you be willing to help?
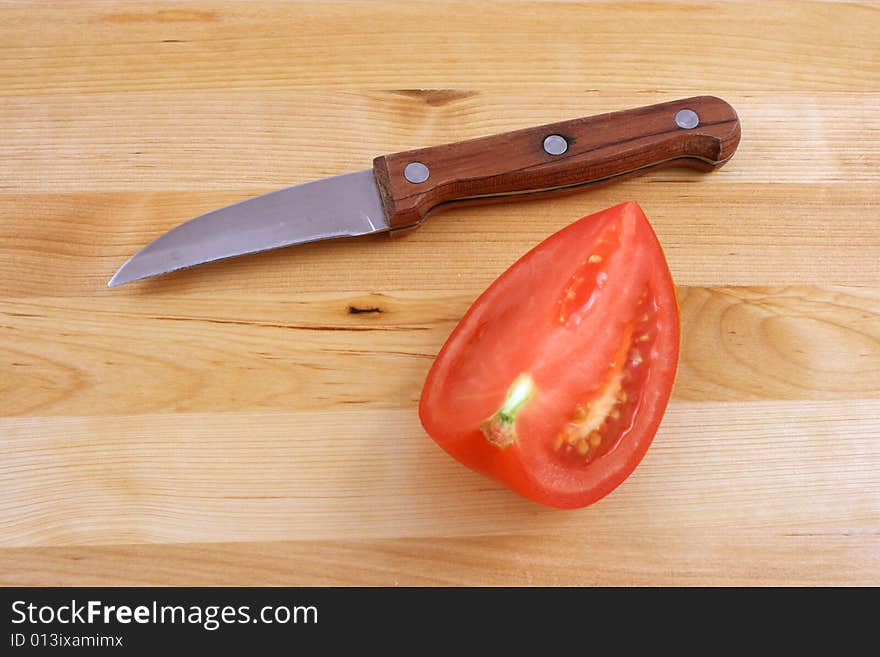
[108,255,148,287]
[107,268,132,288]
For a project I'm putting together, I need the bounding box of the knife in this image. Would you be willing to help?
[108,96,740,287]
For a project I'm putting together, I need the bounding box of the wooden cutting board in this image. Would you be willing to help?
[1,1,878,586]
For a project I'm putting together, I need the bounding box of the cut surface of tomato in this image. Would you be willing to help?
[419,202,680,509]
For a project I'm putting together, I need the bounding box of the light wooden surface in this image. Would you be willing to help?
[1,1,878,586]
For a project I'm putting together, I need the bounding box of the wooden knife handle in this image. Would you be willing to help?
[372,95,740,232]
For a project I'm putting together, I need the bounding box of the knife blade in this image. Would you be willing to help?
[108,95,740,287]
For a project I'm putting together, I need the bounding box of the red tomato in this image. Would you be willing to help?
[419,202,679,509]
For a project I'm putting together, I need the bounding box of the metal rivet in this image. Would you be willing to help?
[543,134,568,156]
[404,162,430,184]
[675,109,699,129]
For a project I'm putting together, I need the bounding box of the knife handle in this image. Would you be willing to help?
[372,95,740,232]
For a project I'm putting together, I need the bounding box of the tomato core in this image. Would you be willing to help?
[480,374,535,448]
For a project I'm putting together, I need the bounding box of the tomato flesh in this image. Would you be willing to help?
[419,202,680,509]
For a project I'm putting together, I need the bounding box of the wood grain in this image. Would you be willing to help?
[1,286,878,418]
[1,0,878,585]
[2,92,877,193]
[2,184,878,298]
[1,2,878,96]
[1,400,877,549]
[1,531,877,587]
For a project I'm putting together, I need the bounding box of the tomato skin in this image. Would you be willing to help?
[419,202,680,509]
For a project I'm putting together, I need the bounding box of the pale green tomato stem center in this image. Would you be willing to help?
[498,374,535,422]
[481,374,535,448]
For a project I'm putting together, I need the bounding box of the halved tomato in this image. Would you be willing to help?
[419,202,679,509]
